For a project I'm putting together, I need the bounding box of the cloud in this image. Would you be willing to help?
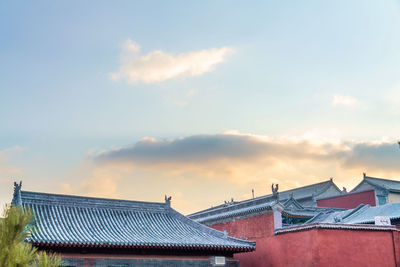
[341,142,400,170]
[53,133,399,214]
[95,132,400,173]
[110,39,234,83]
[332,94,359,107]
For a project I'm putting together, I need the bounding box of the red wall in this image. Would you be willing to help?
[316,229,399,267]
[317,189,376,209]
[211,213,274,239]
[209,212,400,267]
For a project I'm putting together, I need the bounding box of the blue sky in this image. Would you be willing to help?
[1,0,400,213]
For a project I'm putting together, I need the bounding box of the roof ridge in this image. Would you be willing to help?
[365,176,400,183]
[341,204,369,221]
[363,180,388,190]
[280,179,333,193]
[188,179,335,217]
[21,190,165,206]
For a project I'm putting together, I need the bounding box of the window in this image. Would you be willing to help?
[214,256,226,265]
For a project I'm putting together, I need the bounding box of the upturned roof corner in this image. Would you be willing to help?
[11,181,22,206]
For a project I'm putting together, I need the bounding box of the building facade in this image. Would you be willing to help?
[190,177,400,267]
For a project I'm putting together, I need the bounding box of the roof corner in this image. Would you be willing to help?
[11,181,23,207]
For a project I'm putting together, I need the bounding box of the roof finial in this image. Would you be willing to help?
[271,183,279,200]
[165,195,172,207]
[363,172,366,178]
[252,189,254,198]
[11,181,22,206]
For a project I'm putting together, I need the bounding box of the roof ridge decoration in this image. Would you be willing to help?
[271,183,279,200]
[11,181,22,206]
[165,195,172,208]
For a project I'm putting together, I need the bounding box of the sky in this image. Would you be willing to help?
[1,0,400,214]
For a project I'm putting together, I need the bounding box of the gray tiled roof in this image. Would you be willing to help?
[361,176,400,191]
[281,195,344,218]
[283,206,344,218]
[306,202,400,224]
[17,191,255,251]
[189,179,341,224]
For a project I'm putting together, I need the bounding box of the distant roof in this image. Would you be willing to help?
[306,202,400,225]
[14,190,255,252]
[282,197,344,218]
[189,179,342,224]
[351,175,400,193]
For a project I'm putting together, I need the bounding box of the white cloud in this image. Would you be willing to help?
[332,94,359,107]
[110,39,234,83]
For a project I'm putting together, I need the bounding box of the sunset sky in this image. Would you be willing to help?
[1,0,400,214]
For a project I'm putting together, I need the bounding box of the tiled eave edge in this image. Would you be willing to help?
[281,210,313,219]
[275,222,397,235]
[30,241,254,252]
[197,206,273,226]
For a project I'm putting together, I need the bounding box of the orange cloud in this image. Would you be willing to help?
[87,132,400,214]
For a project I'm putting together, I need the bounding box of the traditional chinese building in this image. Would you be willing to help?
[11,182,255,267]
[317,174,400,209]
[188,179,343,227]
[189,177,400,267]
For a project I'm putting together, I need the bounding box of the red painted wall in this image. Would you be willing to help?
[211,213,274,239]
[208,212,400,267]
[316,229,399,267]
[317,189,376,209]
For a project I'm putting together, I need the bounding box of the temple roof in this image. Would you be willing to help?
[351,175,400,193]
[306,202,400,224]
[189,179,342,224]
[14,189,255,252]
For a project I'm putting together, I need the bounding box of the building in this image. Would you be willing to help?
[189,177,400,266]
[307,202,400,226]
[317,189,376,209]
[11,182,255,267]
[316,174,400,209]
[190,196,400,267]
[351,174,400,205]
[188,179,343,227]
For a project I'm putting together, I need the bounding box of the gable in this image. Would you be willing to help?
[351,181,376,193]
[317,184,342,199]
